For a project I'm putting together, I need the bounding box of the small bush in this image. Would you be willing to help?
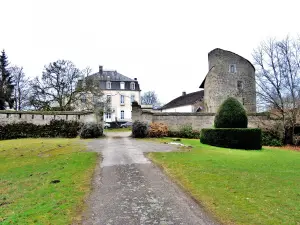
[200,128,262,150]
[148,122,168,138]
[179,125,200,139]
[214,97,248,128]
[132,120,148,138]
[80,122,103,139]
[262,130,283,146]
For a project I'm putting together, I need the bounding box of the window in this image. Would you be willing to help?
[120,95,125,104]
[131,94,135,103]
[107,95,111,104]
[106,113,111,119]
[237,80,243,90]
[130,82,135,90]
[120,82,125,89]
[121,110,124,119]
[81,94,86,103]
[229,64,236,73]
[106,81,111,89]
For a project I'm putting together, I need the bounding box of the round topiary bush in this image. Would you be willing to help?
[214,97,248,128]
[132,120,148,138]
[80,122,103,139]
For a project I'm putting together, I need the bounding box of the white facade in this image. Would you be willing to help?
[161,105,193,113]
[103,90,141,122]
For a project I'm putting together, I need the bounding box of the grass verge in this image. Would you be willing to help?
[148,138,300,225]
[0,138,98,225]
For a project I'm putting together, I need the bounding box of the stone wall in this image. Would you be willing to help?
[0,111,95,125]
[132,104,271,131]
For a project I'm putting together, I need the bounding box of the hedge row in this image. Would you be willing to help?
[0,120,82,140]
[200,128,262,150]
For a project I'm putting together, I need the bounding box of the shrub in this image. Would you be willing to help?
[200,128,262,150]
[0,120,81,140]
[80,122,103,139]
[262,130,283,146]
[214,97,248,128]
[148,122,168,138]
[179,125,200,139]
[132,120,148,138]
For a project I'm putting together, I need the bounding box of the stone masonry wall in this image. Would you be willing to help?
[133,104,271,131]
[204,49,256,113]
[0,111,95,125]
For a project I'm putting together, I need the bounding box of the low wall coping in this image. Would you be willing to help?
[0,110,94,115]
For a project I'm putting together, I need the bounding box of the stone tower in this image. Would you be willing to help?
[200,48,256,113]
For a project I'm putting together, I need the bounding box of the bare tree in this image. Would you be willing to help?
[141,91,161,108]
[29,60,103,111]
[10,66,30,110]
[253,36,300,144]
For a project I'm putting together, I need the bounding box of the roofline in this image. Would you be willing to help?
[160,90,204,110]
[208,48,255,71]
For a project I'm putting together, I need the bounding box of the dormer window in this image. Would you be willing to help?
[229,64,236,73]
[130,82,135,90]
[106,81,111,89]
[120,82,125,90]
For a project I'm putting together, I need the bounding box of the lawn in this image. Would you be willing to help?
[0,138,98,225]
[148,138,300,225]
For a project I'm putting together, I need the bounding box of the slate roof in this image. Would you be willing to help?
[160,91,204,110]
[89,71,135,82]
[78,70,141,91]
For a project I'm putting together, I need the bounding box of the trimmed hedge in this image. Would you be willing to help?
[132,120,148,138]
[80,122,103,139]
[262,130,283,146]
[214,97,248,128]
[0,120,81,140]
[200,128,262,150]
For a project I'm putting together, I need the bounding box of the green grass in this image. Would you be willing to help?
[104,127,131,132]
[0,138,98,225]
[148,138,300,225]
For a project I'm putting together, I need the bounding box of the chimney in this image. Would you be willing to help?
[99,65,103,75]
[182,91,186,96]
[134,78,137,81]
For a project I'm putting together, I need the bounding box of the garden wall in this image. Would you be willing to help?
[133,104,272,130]
[0,111,95,125]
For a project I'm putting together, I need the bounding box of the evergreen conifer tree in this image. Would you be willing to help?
[0,50,14,109]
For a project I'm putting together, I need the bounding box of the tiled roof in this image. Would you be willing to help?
[160,91,204,110]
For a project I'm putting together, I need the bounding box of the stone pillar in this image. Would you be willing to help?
[132,101,142,122]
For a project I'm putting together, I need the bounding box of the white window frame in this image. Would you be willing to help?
[106,112,111,119]
[131,94,135,103]
[107,95,111,104]
[130,82,135,90]
[120,95,125,105]
[106,81,111,89]
[121,110,125,120]
[229,64,236,73]
[120,82,125,90]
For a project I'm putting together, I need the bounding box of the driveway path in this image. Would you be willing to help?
[82,132,218,225]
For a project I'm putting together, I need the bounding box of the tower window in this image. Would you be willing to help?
[237,80,243,90]
[229,64,236,73]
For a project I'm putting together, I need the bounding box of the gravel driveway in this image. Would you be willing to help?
[82,132,218,225]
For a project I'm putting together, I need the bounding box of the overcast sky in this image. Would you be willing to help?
[1,0,299,104]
